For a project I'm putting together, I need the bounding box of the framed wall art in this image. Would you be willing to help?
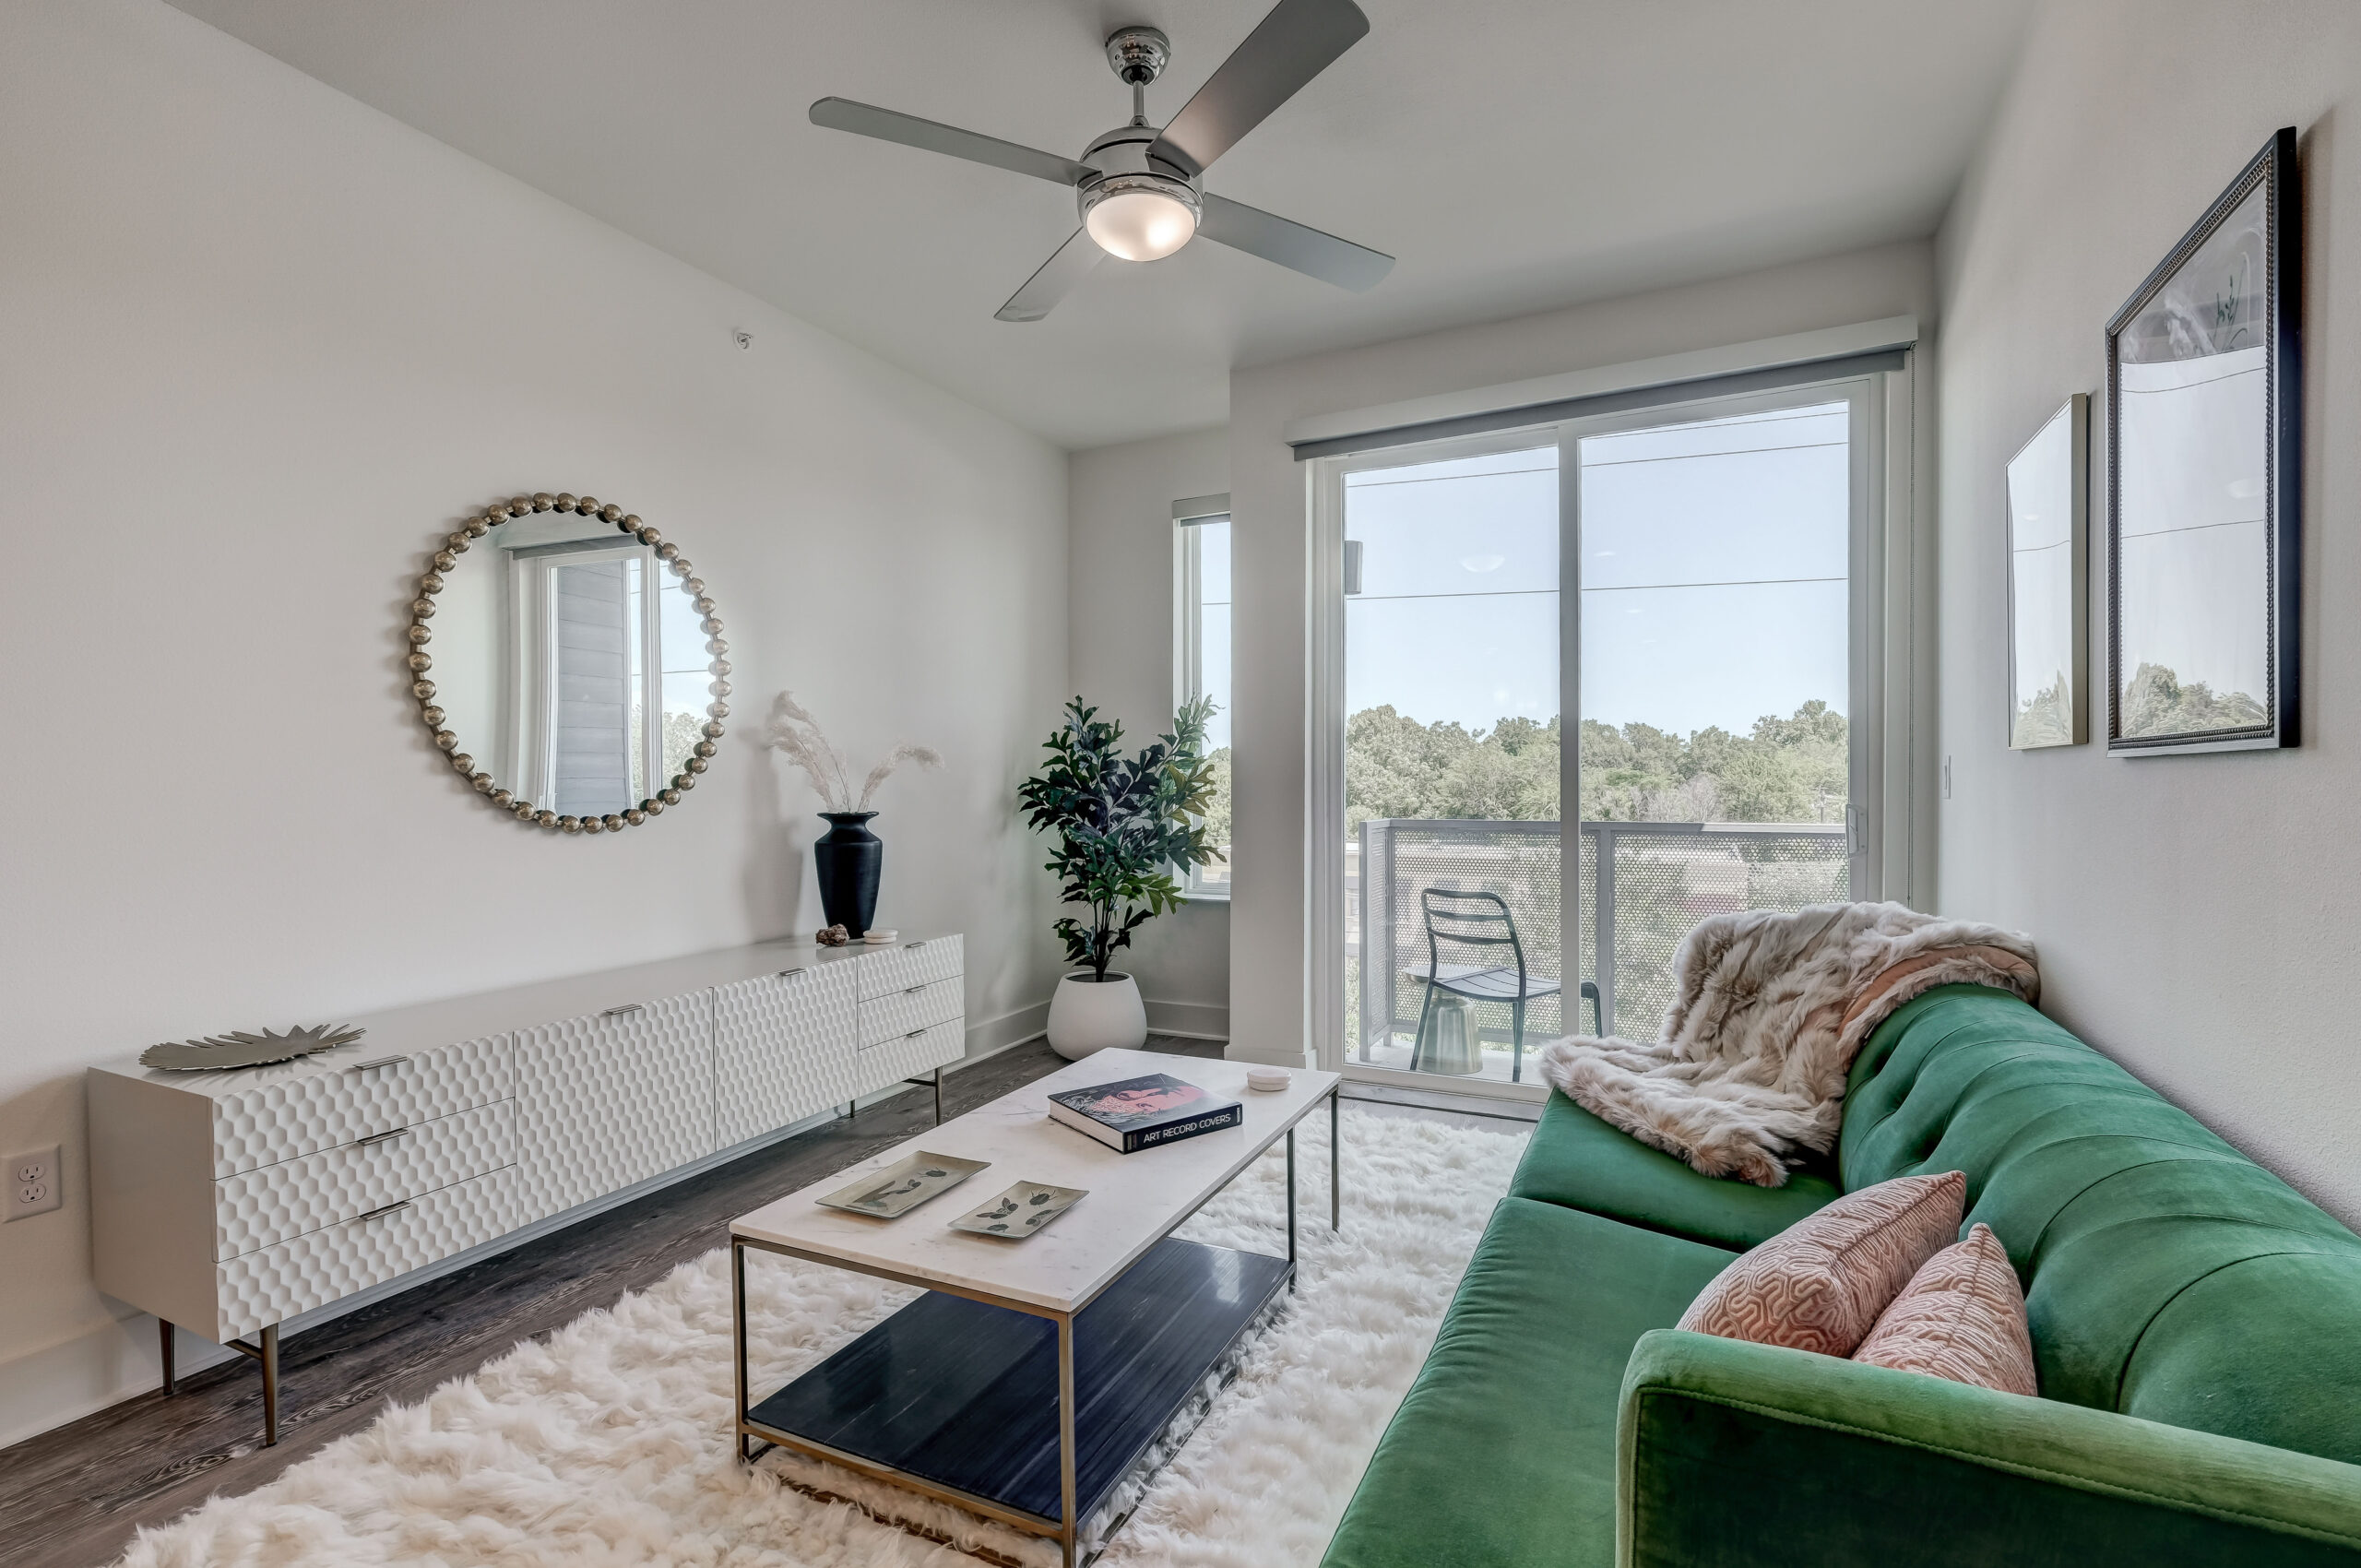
[2006,394,2089,748]
[2106,125,2300,754]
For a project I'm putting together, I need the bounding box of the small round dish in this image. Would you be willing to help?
[1246,1066,1291,1093]
[862,929,899,944]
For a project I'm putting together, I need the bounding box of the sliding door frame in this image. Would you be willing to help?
[1306,361,1916,1098]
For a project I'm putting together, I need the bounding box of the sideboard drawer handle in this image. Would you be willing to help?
[351,1055,410,1074]
[777,967,808,980]
[903,984,926,995]
[352,1199,412,1224]
[905,1028,928,1039]
[905,940,927,950]
[357,1127,409,1148]
[601,1003,646,1017]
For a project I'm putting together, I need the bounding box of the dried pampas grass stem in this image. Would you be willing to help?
[765,692,940,814]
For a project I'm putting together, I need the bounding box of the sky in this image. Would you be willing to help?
[1337,402,1852,738]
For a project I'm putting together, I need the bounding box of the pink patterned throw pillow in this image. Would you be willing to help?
[1675,1170,1966,1356]
[1853,1222,2037,1395]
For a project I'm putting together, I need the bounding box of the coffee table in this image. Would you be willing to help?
[730,1049,1341,1567]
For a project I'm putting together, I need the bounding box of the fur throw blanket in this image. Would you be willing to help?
[1538,901,2038,1187]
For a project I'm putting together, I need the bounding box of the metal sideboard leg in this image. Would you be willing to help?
[224,1323,281,1445]
[260,1324,279,1446]
[159,1319,175,1396]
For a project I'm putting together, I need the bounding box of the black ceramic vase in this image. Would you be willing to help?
[813,812,883,937]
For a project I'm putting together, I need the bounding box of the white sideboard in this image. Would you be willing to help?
[87,932,964,1443]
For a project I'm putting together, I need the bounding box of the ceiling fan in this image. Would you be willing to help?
[810,0,1394,322]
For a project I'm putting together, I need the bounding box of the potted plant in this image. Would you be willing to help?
[1019,696,1221,1059]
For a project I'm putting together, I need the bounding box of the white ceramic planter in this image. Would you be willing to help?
[1047,971,1148,1060]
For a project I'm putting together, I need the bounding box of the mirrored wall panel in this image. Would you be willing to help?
[2005,394,2087,748]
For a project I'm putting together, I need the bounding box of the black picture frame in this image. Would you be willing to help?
[2105,126,2301,754]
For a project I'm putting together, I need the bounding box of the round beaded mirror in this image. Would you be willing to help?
[407,493,729,834]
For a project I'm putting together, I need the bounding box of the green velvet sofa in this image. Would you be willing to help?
[1322,983,2361,1567]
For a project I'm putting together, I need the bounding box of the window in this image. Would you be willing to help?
[1177,504,1232,897]
[1309,368,1898,1098]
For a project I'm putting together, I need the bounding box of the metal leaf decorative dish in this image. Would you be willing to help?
[816,1150,991,1218]
[139,1024,367,1072]
[949,1181,1087,1240]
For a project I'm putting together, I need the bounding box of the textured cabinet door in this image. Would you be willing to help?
[713,962,858,1147]
[513,990,714,1225]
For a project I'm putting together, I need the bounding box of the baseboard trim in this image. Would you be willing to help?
[1144,998,1228,1040]
[0,996,1057,1452]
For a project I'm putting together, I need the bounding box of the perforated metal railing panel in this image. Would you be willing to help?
[1357,819,1849,1057]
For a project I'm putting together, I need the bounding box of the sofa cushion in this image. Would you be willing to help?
[1510,1088,1839,1251]
[1675,1170,1964,1356]
[1854,1221,2037,1396]
[1321,1196,1736,1568]
[1839,984,2361,1465]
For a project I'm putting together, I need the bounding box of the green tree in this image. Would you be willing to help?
[1343,699,1850,826]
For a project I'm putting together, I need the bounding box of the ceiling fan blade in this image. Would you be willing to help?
[810,97,1090,187]
[995,229,1105,322]
[1198,193,1392,291]
[1147,0,1370,178]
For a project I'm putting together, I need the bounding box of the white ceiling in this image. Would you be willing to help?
[168,0,2033,449]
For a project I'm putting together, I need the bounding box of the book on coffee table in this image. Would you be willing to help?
[1046,1072,1243,1154]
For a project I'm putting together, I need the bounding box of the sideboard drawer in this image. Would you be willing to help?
[855,1016,964,1085]
[214,1165,519,1341]
[213,1099,516,1260]
[854,935,963,999]
[859,976,964,1047]
[208,1033,512,1178]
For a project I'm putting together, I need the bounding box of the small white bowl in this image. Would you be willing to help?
[1246,1067,1291,1093]
[861,929,898,944]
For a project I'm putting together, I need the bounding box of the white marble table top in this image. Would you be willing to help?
[730,1048,1340,1313]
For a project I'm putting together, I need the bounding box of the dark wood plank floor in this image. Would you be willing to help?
[1,1039,1519,1566]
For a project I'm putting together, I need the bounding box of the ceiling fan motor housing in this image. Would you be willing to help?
[1076,122,1202,232]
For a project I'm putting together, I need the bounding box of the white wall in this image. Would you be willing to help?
[1066,428,1233,1039]
[1934,0,2361,1223]
[0,0,1068,1446]
[1225,241,1940,1064]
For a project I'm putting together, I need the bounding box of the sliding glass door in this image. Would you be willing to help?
[1323,379,1879,1098]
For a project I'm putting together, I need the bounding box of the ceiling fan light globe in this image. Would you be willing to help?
[1086,189,1198,261]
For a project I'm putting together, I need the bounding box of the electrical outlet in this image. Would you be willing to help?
[7,1146,61,1219]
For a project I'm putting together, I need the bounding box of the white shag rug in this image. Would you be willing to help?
[120,1104,1529,1568]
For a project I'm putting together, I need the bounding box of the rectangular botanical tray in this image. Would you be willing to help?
[816,1150,991,1218]
[947,1180,1088,1239]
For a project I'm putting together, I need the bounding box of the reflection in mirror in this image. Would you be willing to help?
[411,495,726,833]
[2005,395,2085,749]
[2111,176,2272,745]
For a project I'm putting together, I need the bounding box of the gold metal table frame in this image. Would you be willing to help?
[732,1083,1341,1568]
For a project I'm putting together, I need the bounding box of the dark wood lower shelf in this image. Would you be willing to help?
[747,1236,1290,1525]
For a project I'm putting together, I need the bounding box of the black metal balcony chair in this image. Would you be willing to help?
[1403,888,1567,1083]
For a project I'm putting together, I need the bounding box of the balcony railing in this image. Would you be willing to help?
[1352,818,1850,1068]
